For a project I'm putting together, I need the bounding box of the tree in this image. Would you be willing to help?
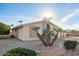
[32,17,59,46]
[0,22,11,35]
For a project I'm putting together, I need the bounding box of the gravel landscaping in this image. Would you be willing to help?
[0,38,79,56]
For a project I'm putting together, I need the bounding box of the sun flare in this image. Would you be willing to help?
[39,8,54,18]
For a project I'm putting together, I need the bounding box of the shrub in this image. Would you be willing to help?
[32,26,40,31]
[64,40,77,50]
[3,47,37,56]
[0,22,11,35]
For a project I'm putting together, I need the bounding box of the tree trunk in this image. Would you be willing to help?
[36,31,47,46]
[49,33,58,46]
[46,23,51,46]
[46,36,50,46]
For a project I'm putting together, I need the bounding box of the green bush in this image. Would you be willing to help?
[64,40,77,50]
[3,47,37,56]
[0,22,11,35]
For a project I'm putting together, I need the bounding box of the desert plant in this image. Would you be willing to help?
[64,40,77,50]
[3,47,37,56]
[32,17,58,46]
[32,26,40,31]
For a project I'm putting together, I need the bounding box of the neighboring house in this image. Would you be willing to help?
[63,30,79,37]
[12,20,64,41]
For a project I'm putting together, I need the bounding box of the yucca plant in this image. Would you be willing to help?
[32,17,58,46]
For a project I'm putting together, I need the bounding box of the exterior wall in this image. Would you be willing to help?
[50,23,59,32]
[13,27,24,41]
[63,32,67,37]
[16,22,43,41]
[49,23,65,38]
[50,23,59,36]
[18,27,24,40]
[58,32,68,38]
[13,29,18,38]
[13,21,61,41]
[58,32,61,38]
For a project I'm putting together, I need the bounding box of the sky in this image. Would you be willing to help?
[0,3,79,30]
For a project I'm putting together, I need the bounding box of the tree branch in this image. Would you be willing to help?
[49,32,58,46]
[36,31,47,46]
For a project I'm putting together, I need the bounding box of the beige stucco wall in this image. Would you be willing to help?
[14,22,61,41]
[18,27,24,40]
[14,22,43,41]
[13,27,24,41]
[13,29,18,38]
[50,24,57,30]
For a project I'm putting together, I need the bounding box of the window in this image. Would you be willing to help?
[29,26,37,38]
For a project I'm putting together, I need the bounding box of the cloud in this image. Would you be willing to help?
[61,9,79,24]
[68,23,79,30]
[62,22,79,30]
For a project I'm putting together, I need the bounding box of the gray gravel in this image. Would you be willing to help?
[0,38,64,56]
[0,38,79,56]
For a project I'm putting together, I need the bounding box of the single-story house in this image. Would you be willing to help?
[12,20,65,41]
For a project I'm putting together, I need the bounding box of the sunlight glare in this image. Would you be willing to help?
[40,8,54,18]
